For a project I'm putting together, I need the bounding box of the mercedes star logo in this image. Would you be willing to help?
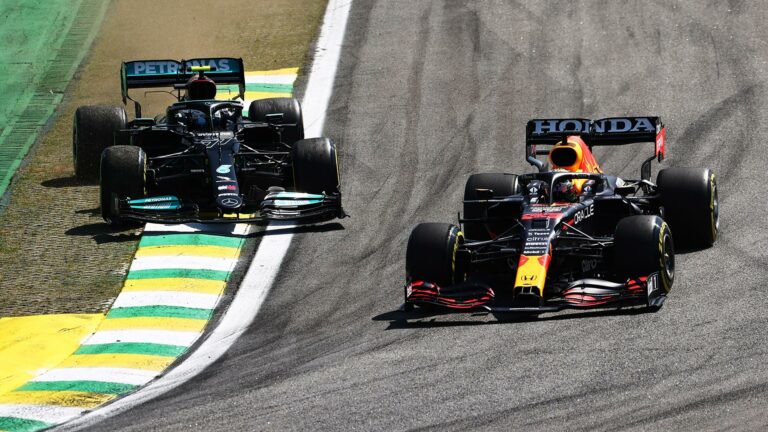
[221,197,240,206]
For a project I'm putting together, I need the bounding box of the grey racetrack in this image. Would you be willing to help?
[94,1,768,431]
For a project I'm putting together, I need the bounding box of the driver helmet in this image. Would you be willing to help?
[548,139,583,172]
[552,179,580,202]
[186,74,217,100]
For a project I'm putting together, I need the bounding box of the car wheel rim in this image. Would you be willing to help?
[663,233,675,281]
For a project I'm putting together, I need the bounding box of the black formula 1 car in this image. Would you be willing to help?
[72,57,343,225]
[404,116,719,315]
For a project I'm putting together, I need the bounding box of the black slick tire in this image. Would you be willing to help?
[100,145,146,226]
[406,223,463,287]
[657,167,718,248]
[248,97,304,146]
[463,173,519,241]
[291,138,339,195]
[73,105,127,182]
[614,215,674,294]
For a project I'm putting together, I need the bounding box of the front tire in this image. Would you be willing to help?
[463,173,520,240]
[291,138,340,195]
[657,167,718,248]
[73,105,127,182]
[100,145,146,225]
[614,215,674,295]
[406,223,464,287]
[248,98,304,146]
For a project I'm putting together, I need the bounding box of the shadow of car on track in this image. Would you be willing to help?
[65,221,141,244]
[373,309,499,329]
[41,175,95,188]
[373,305,657,329]
[674,244,713,255]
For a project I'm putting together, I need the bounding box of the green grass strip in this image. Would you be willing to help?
[106,305,213,320]
[75,342,187,357]
[245,83,294,93]
[0,417,52,432]
[139,233,244,249]
[0,0,110,197]
[126,269,229,281]
[17,380,135,395]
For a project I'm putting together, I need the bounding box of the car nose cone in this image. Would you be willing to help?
[218,196,242,208]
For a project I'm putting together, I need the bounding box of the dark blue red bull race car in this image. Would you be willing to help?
[403,117,718,315]
[72,57,343,225]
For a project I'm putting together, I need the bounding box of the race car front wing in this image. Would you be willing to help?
[404,273,665,314]
[112,191,345,224]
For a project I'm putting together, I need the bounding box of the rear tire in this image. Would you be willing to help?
[463,173,519,240]
[614,215,674,294]
[100,145,146,226]
[406,223,463,287]
[73,105,127,182]
[248,97,304,146]
[657,167,718,248]
[291,138,340,195]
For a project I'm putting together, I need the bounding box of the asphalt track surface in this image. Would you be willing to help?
[94,1,768,431]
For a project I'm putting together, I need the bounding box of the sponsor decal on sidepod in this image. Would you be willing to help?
[573,204,594,224]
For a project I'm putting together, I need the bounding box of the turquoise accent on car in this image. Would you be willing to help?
[272,199,323,207]
[128,196,181,210]
[272,192,324,199]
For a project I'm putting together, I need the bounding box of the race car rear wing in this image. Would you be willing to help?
[120,58,246,116]
[525,117,666,180]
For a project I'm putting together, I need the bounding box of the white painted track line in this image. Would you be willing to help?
[0,405,83,425]
[109,291,220,309]
[302,1,351,138]
[33,368,158,386]
[128,256,238,272]
[58,0,352,429]
[82,330,201,347]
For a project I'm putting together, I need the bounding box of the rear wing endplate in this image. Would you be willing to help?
[525,117,666,180]
[120,58,246,104]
